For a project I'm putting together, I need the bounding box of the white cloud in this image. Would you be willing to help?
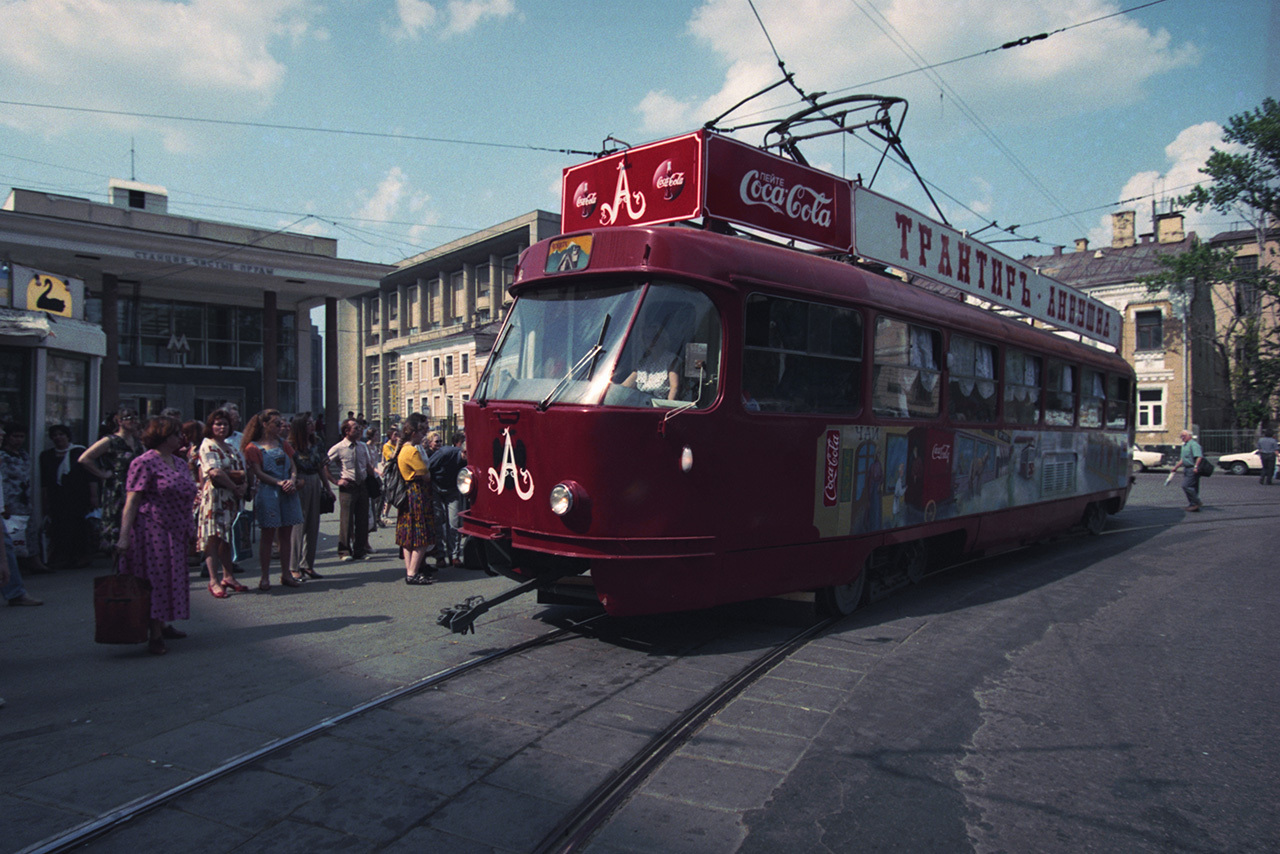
[0,0,317,148]
[1090,121,1242,247]
[356,167,440,253]
[443,0,514,36]
[391,0,438,40]
[639,0,1199,136]
[637,91,699,134]
[389,0,514,40]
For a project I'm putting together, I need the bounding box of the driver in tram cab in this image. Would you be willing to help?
[620,315,685,401]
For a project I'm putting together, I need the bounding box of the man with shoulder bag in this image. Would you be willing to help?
[1171,429,1206,512]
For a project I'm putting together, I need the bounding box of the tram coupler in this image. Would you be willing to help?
[436,578,543,634]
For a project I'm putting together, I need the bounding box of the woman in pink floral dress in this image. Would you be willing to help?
[116,416,198,655]
[197,409,248,598]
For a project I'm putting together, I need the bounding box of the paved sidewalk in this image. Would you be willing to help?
[0,516,534,853]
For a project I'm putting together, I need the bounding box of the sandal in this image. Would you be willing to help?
[299,568,323,580]
[222,577,249,593]
[208,580,228,599]
[258,580,271,592]
[280,574,302,588]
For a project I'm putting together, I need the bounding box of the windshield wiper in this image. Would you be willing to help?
[538,314,611,411]
[474,320,514,406]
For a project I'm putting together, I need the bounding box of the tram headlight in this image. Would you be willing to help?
[681,445,693,473]
[549,483,574,516]
[549,480,588,517]
[457,466,473,496]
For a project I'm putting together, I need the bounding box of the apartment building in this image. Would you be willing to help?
[340,210,559,429]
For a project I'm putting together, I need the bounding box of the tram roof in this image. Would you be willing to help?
[518,225,1130,372]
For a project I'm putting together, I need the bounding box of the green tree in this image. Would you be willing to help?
[1152,99,1280,429]
[1140,240,1275,430]
[1180,97,1279,227]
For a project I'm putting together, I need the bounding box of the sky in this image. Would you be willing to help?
[0,0,1276,274]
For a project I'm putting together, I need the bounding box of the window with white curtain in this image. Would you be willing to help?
[947,334,997,422]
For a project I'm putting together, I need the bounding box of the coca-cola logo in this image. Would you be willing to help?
[653,159,685,201]
[931,443,952,463]
[739,169,833,228]
[573,181,597,219]
[823,430,841,506]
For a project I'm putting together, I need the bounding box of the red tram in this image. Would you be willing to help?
[456,131,1133,617]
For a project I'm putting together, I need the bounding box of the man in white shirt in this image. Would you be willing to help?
[327,419,377,560]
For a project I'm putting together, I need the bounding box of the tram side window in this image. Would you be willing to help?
[742,294,863,414]
[1106,374,1131,429]
[1045,360,1076,426]
[872,317,941,418]
[1004,349,1041,425]
[947,335,998,423]
[1078,369,1105,428]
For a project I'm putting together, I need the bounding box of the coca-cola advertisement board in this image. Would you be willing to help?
[703,133,853,252]
[560,132,703,233]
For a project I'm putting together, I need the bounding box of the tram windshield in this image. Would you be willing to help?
[475,280,721,410]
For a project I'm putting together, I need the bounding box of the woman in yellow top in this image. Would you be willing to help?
[378,426,401,525]
[393,414,436,584]
[380,426,401,465]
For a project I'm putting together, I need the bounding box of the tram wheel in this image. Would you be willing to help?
[817,563,868,617]
[1083,502,1107,536]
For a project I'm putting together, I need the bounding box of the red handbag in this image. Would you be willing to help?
[94,572,152,644]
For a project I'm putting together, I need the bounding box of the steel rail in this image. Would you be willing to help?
[20,615,605,854]
[532,615,840,854]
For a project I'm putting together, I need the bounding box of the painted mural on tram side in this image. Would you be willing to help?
[813,425,1130,538]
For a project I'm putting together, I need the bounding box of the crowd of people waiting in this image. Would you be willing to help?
[0,403,470,658]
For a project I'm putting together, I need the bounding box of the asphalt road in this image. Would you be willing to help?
[732,473,1279,854]
[2,472,1276,853]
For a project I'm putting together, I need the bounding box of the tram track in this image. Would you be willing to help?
[24,605,844,854]
[22,615,607,854]
[531,615,841,853]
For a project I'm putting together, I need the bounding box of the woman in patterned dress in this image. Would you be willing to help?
[197,409,248,598]
[115,416,197,656]
[287,413,335,580]
[394,413,436,585]
[80,406,142,550]
[241,409,303,591]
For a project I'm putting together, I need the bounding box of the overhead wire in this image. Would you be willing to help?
[0,0,1184,257]
[0,98,598,157]
[834,0,1174,97]
[846,0,1090,238]
[721,0,1177,244]
[725,0,1175,123]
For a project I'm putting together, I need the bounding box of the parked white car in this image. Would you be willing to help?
[1131,445,1167,473]
[1217,450,1263,475]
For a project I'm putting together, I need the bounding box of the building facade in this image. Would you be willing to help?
[0,180,391,445]
[341,210,559,429]
[1207,222,1280,431]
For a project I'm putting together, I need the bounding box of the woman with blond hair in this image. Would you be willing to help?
[241,409,302,590]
